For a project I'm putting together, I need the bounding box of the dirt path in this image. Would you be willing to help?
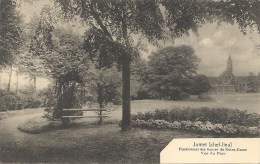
[0,111,43,141]
[0,110,45,162]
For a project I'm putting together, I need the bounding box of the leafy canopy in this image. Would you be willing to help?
[28,6,91,83]
[147,45,199,99]
[190,74,212,95]
[55,0,260,44]
[0,0,22,67]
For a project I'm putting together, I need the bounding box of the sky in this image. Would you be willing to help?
[15,0,260,80]
[142,23,260,77]
[175,23,260,77]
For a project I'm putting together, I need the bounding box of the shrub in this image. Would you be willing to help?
[131,107,260,136]
[0,89,22,111]
[132,112,146,121]
[181,120,193,129]
[154,109,170,121]
[192,121,205,131]
[18,87,43,109]
[237,126,247,135]
[168,121,182,129]
[38,87,57,107]
[152,120,169,129]
[145,119,154,128]
[223,124,238,134]
[112,94,122,105]
[0,88,44,111]
[132,107,260,127]
[246,127,259,135]
[198,93,212,101]
[205,121,214,131]
[212,124,224,134]
[132,119,146,127]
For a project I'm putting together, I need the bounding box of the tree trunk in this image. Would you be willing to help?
[15,70,18,95]
[97,84,104,108]
[121,7,132,131]
[33,76,36,90]
[0,68,2,87]
[53,82,63,119]
[7,65,13,91]
[121,56,131,131]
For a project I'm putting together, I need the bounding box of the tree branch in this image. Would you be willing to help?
[89,0,113,40]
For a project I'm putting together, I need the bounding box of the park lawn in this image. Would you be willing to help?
[107,93,260,121]
[2,93,259,163]
[0,108,44,120]
[4,122,217,163]
[131,93,260,113]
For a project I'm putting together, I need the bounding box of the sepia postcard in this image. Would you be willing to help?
[0,0,259,163]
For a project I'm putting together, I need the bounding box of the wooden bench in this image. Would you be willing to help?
[62,108,108,125]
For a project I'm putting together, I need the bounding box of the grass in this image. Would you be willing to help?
[107,93,260,121]
[0,108,44,120]
[17,117,62,134]
[132,93,260,113]
[1,93,260,163]
[4,122,217,163]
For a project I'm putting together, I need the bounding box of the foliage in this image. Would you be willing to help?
[29,7,92,118]
[83,28,128,68]
[190,74,212,95]
[0,89,22,111]
[147,45,199,100]
[0,0,22,67]
[131,118,260,136]
[246,72,258,93]
[51,0,260,130]
[197,93,212,102]
[130,57,151,100]
[37,86,57,107]
[132,108,260,127]
[87,65,122,107]
[54,0,166,130]
[0,88,43,112]
[160,0,260,36]
[83,29,124,107]
[15,15,46,86]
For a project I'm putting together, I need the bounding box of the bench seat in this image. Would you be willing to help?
[62,115,109,118]
[63,108,107,112]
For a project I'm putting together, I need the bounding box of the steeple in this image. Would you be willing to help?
[227,55,233,73]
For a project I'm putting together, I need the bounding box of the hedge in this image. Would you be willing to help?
[0,89,42,112]
[132,108,260,136]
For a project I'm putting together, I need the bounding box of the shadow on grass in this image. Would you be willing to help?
[7,124,209,163]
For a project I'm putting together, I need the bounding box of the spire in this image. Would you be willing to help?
[227,55,233,73]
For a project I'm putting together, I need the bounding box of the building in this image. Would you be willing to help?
[208,56,260,93]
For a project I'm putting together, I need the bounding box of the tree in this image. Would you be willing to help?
[55,0,165,131]
[7,65,13,91]
[87,65,122,108]
[83,28,125,108]
[16,15,46,90]
[247,72,258,93]
[54,0,260,131]
[130,57,150,99]
[29,6,91,119]
[45,27,91,118]
[0,0,22,67]
[190,74,211,95]
[147,45,199,100]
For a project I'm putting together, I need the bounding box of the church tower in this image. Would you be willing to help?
[227,55,233,74]
[217,55,236,92]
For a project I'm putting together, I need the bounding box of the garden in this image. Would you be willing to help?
[1,0,260,163]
